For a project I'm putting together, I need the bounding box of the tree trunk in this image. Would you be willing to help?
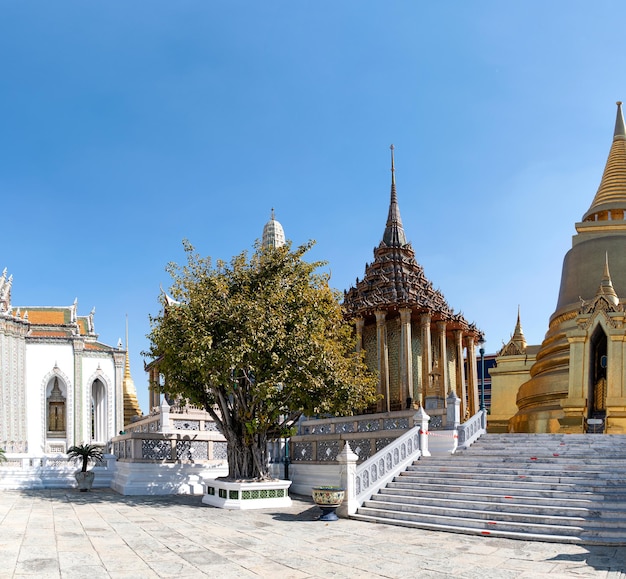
[225,431,270,481]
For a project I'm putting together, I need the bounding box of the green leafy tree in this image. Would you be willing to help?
[147,240,378,481]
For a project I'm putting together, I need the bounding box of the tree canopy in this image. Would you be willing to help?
[147,240,378,480]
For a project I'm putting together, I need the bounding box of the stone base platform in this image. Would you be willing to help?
[202,478,292,509]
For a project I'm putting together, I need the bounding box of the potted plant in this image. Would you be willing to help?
[67,444,103,492]
[311,486,345,521]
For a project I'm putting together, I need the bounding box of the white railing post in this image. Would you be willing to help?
[415,406,431,457]
[161,398,173,434]
[446,390,461,429]
[336,442,359,517]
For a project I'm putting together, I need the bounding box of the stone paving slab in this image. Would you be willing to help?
[0,489,624,578]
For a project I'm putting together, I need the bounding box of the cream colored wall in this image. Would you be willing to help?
[488,354,535,432]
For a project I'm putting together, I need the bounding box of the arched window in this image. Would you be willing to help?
[47,377,66,437]
[91,379,107,442]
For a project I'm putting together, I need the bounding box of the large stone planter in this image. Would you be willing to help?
[312,486,345,521]
[75,471,95,492]
[202,479,292,510]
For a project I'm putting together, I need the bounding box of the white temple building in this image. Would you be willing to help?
[0,269,131,456]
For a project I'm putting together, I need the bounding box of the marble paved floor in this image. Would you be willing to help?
[0,489,624,578]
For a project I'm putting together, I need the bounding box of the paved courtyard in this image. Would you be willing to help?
[0,489,624,578]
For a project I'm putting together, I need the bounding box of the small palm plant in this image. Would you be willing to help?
[67,444,103,473]
[0,448,6,463]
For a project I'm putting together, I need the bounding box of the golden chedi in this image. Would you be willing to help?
[510,102,626,433]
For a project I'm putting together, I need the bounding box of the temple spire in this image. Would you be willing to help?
[382,144,407,247]
[596,252,619,307]
[615,101,626,140]
[122,314,143,424]
[512,306,526,345]
[262,208,285,249]
[583,101,626,221]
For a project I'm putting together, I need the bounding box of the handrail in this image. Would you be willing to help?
[456,409,487,450]
[354,426,421,506]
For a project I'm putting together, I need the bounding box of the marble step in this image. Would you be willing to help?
[351,512,626,546]
[361,498,626,528]
[370,493,626,521]
[409,463,626,477]
[433,451,626,460]
[394,473,613,492]
[386,480,624,502]
[356,504,626,539]
[402,467,626,484]
[356,505,583,537]
[380,485,605,507]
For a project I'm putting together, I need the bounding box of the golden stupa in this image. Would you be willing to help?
[509,102,626,433]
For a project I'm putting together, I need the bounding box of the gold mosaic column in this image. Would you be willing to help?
[464,336,479,417]
[399,308,414,408]
[436,321,448,400]
[453,329,467,418]
[419,313,432,408]
[375,310,390,413]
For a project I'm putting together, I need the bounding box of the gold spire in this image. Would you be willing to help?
[596,252,620,307]
[498,306,527,356]
[513,305,526,344]
[122,315,142,424]
[583,102,626,222]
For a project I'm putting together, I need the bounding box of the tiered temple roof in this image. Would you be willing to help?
[343,146,480,336]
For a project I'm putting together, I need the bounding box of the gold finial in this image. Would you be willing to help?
[618,101,623,106]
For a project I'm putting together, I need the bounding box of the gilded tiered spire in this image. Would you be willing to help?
[582,253,621,310]
[343,146,479,337]
[122,316,142,425]
[583,102,626,222]
[382,144,407,247]
[498,306,527,356]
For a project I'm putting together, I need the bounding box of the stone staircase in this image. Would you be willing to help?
[352,433,626,545]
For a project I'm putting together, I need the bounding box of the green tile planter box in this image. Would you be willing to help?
[202,479,292,510]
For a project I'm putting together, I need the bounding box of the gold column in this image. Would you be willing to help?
[465,336,479,417]
[375,310,390,413]
[454,330,467,418]
[399,308,414,408]
[436,321,448,400]
[419,313,432,408]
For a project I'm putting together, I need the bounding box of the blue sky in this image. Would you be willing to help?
[2,2,626,412]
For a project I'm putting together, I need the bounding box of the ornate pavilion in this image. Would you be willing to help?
[343,146,483,417]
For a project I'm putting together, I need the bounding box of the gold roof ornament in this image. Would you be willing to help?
[498,306,527,356]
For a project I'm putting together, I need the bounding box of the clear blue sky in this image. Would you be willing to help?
[2,2,626,413]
